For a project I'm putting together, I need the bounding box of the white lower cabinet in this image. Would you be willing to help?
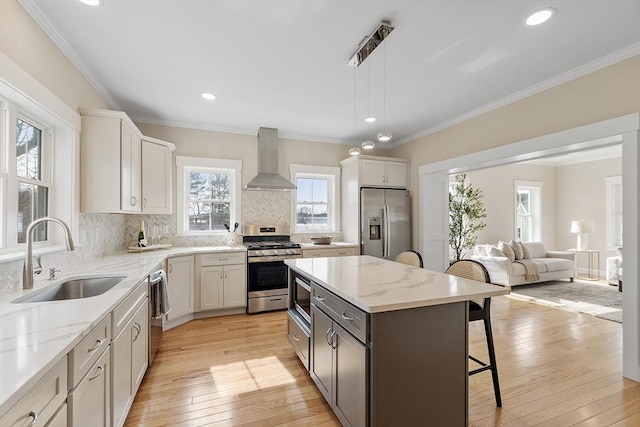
[0,356,67,427]
[198,253,246,311]
[166,255,194,322]
[69,347,111,427]
[112,289,148,427]
[47,403,67,427]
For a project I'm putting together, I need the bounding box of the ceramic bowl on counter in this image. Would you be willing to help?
[310,236,334,245]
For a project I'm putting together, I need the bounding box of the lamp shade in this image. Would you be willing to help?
[570,220,595,234]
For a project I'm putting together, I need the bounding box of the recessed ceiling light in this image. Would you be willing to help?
[365,117,376,123]
[201,92,216,100]
[526,8,555,26]
[79,0,102,6]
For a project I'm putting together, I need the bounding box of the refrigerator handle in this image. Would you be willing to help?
[384,204,391,259]
[381,205,387,258]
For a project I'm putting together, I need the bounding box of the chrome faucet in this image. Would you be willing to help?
[23,217,75,290]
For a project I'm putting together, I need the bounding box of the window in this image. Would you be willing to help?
[176,156,242,235]
[290,165,340,233]
[514,180,542,242]
[16,117,50,243]
[606,176,623,249]
[1,56,79,259]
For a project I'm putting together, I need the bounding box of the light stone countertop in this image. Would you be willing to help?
[285,255,510,313]
[0,245,246,416]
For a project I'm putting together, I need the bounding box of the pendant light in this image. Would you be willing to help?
[364,44,376,123]
[349,58,364,156]
[377,39,392,143]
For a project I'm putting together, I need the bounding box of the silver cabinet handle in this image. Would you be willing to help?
[87,339,104,352]
[220,272,223,280]
[168,264,173,273]
[315,295,325,302]
[325,328,333,346]
[218,258,229,261]
[26,411,38,427]
[143,198,147,208]
[133,322,141,342]
[341,312,355,321]
[224,271,227,279]
[88,365,104,381]
[131,196,137,206]
[292,334,300,342]
[330,331,337,349]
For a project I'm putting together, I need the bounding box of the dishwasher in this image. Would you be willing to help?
[148,268,166,366]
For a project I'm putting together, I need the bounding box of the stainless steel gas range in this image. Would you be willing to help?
[243,225,302,314]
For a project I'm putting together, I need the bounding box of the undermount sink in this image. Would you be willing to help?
[12,276,126,303]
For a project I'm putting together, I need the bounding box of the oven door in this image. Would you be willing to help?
[247,260,288,296]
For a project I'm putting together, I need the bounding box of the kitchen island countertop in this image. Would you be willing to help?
[285,255,509,313]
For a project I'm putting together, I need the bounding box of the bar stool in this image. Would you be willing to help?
[445,259,502,407]
[394,250,423,268]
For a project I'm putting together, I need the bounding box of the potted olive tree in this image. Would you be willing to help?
[449,174,487,263]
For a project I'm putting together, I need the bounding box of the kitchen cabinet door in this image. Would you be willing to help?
[120,120,142,213]
[385,161,407,187]
[360,160,385,187]
[223,264,246,307]
[141,140,172,214]
[69,347,110,427]
[200,266,224,311]
[311,305,333,402]
[334,322,367,427]
[166,256,194,320]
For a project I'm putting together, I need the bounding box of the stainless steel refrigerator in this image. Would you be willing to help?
[360,188,411,260]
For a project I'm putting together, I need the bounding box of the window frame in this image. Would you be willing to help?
[290,164,341,233]
[605,175,623,250]
[176,156,242,236]
[0,55,80,261]
[514,180,542,242]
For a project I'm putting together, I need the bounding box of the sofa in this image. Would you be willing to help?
[469,241,576,287]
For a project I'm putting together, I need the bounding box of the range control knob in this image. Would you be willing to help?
[254,250,263,256]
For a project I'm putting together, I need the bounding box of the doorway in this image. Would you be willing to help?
[418,113,639,381]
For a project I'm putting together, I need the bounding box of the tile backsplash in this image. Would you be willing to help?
[2,190,343,294]
[1,213,126,295]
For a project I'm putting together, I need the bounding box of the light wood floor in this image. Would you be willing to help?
[125,296,640,426]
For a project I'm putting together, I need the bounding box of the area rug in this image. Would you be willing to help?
[508,280,622,323]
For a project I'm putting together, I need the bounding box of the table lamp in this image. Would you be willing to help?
[570,220,594,251]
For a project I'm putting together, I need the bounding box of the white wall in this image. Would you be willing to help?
[459,163,557,248]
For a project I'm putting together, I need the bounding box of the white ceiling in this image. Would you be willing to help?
[22,0,640,147]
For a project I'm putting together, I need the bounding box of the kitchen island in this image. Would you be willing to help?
[285,255,509,427]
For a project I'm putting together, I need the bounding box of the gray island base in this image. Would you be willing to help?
[285,255,509,427]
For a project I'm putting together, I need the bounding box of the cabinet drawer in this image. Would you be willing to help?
[112,279,148,338]
[303,247,357,258]
[69,315,111,388]
[0,356,67,427]
[287,311,310,369]
[199,252,246,266]
[311,283,368,344]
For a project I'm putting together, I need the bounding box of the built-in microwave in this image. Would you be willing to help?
[292,274,311,324]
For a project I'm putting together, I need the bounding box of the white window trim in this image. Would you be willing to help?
[290,164,341,233]
[176,156,242,236]
[606,175,623,250]
[0,53,80,260]
[514,180,542,242]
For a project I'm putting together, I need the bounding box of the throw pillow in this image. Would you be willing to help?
[474,244,487,256]
[509,239,524,260]
[486,245,505,258]
[498,241,515,262]
[521,244,532,259]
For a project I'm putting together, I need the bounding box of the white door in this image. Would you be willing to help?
[120,121,141,213]
[360,160,385,186]
[142,141,172,213]
[200,266,224,310]
[223,264,246,307]
[167,256,194,320]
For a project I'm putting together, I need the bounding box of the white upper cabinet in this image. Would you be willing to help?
[142,138,173,214]
[79,108,175,214]
[341,155,409,189]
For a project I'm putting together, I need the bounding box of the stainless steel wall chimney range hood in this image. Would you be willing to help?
[244,127,297,191]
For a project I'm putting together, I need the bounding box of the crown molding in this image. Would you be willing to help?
[131,115,352,146]
[390,43,640,149]
[18,0,121,110]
